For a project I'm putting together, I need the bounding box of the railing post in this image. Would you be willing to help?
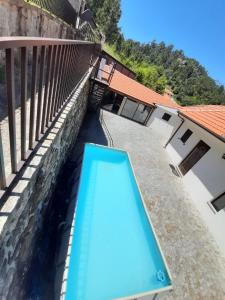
[46,45,57,127]
[36,45,46,141]
[5,48,17,173]
[50,45,62,121]
[0,125,6,189]
[21,47,28,160]
[62,45,72,102]
[41,45,53,134]
[55,45,66,114]
[58,45,69,108]
[29,46,38,149]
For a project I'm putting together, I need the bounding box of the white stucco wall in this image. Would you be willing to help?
[147,105,182,145]
[166,117,225,256]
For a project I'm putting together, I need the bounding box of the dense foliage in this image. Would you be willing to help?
[87,0,225,105]
[87,0,121,43]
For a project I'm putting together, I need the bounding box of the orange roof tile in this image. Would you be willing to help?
[107,69,179,109]
[180,105,225,140]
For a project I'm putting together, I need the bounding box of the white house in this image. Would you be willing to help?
[149,104,225,256]
[147,105,182,145]
[98,63,225,256]
[98,60,179,125]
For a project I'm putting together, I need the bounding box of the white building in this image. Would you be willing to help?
[98,61,225,256]
[147,105,182,145]
[149,104,225,256]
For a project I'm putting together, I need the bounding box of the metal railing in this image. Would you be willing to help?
[25,0,78,27]
[77,21,103,44]
[0,37,101,190]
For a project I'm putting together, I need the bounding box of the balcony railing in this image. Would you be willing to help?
[0,37,101,191]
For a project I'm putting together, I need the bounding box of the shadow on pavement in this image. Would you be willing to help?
[24,110,108,300]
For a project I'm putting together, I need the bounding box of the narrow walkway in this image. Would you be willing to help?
[101,109,225,300]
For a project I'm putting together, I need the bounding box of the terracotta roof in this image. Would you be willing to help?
[101,65,225,141]
[180,105,225,140]
[108,69,179,108]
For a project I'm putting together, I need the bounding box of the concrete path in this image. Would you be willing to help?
[100,109,225,300]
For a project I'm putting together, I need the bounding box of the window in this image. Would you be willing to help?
[180,129,193,144]
[211,193,225,212]
[162,113,171,121]
[178,140,210,176]
[120,100,153,125]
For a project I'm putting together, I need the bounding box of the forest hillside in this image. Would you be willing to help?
[87,0,225,105]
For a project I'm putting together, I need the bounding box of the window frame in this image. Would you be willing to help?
[180,129,193,144]
[211,192,225,212]
[178,140,210,176]
[162,113,171,122]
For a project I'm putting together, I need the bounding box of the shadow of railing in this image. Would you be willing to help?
[0,37,101,199]
[22,110,109,299]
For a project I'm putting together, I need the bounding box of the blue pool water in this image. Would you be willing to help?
[65,144,171,300]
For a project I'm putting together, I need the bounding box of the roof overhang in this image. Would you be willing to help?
[179,111,225,143]
[108,87,156,108]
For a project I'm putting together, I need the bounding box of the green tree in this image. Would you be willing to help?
[88,0,121,43]
[86,0,105,17]
[89,0,225,105]
[134,63,167,94]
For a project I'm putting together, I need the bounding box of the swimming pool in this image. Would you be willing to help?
[63,144,172,300]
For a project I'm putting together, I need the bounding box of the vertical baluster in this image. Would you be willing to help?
[0,126,6,189]
[67,45,74,95]
[41,45,52,134]
[71,45,79,88]
[58,45,69,108]
[50,45,61,121]
[69,45,77,93]
[5,48,17,173]
[69,45,76,92]
[35,45,46,141]
[73,45,81,87]
[80,44,85,74]
[21,47,28,160]
[29,46,38,150]
[65,45,73,97]
[65,45,74,100]
[45,45,57,127]
[62,45,72,103]
[54,45,66,114]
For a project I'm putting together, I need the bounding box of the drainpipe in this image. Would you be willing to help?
[164,113,185,148]
[144,104,156,126]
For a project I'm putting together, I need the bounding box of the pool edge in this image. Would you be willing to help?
[60,143,173,300]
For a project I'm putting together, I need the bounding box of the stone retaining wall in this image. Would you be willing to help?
[0,69,92,299]
[0,0,76,38]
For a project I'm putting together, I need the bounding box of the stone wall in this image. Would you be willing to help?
[0,0,76,38]
[0,69,93,299]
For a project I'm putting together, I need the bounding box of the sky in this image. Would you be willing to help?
[119,0,225,86]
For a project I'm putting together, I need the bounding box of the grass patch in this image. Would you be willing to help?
[103,44,123,63]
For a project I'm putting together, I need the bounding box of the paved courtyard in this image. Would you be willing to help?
[99,109,225,300]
